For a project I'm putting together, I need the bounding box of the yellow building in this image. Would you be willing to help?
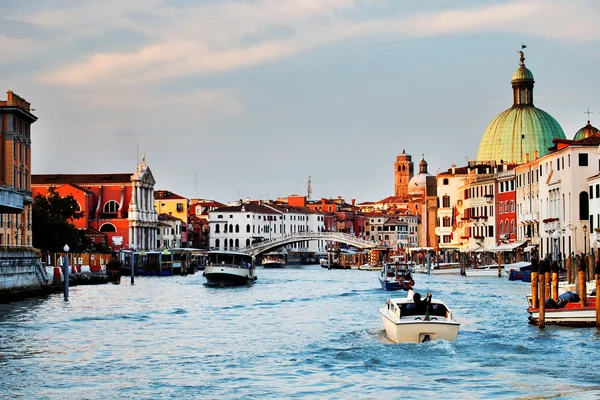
[0,91,37,247]
[154,190,189,226]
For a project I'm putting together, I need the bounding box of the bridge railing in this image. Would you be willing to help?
[241,231,380,253]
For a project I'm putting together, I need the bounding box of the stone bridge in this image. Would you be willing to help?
[240,231,381,257]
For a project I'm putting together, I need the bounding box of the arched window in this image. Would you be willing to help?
[104,200,119,213]
[99,223,117,233]
[224,239,227,249]
[229,224,233,233]
[246,224,251,233]
[215,225,220,233]
[246,239,250,246]
[215,239,220,249]
[235,224,239,233]
[579,191,589,221]
[510,220,514,234]
[229,239,234,248]
[499,221,504,235]
[224,223,228,233]
[235,239,239,248]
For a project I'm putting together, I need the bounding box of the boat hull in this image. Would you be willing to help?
[378,277,403,291]
[527,298,597,327]
[379,309,460,343]
[203,266,256,286]
[262,261,285,268]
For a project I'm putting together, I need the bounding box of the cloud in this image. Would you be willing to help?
[7,0,600,89]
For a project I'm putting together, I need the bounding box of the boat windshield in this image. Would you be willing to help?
[400,303,448,317]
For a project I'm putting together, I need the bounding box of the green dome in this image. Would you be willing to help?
[477,106,566,164]
[511,66,534,83]
[574,121,600,141]
[477,53,565,164]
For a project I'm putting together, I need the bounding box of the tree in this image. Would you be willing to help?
[32,188,86,252]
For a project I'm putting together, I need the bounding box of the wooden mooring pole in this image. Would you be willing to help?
[551,260,559,301]
[579,260,587,308]
[596,258,600,328]
[531,256,539,309]
[497,251,502,278]
[538,258,546,329]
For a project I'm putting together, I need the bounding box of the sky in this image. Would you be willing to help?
[2,0,600,204]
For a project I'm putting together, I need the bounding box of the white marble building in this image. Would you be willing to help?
[208,201,325,252]
[127,156,159,251]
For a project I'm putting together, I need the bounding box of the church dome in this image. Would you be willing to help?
[408,157,432,194]
[477,51,565,164]
[574,121,600,141]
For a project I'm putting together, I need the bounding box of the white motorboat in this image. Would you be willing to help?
[203,251,256,286]
[412,263,462,275]
[379,295,460,343]
[261,252,286,268]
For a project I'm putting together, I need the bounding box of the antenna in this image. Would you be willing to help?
[307,175,312,200]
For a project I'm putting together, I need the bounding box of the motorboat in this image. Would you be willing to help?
[261,252,286,268]
[203,251,257,286]
[379,262,414,291]
[379,294,460,343]
[527,294,597,327]
[412,263,462,275]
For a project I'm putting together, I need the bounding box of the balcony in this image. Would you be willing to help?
[520,213,539,223]
[543,219,559,232]
[0,186,24,213]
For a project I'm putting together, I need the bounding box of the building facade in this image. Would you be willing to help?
[0,91,37,247]
[32,158,158,251]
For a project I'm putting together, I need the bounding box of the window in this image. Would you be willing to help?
[246,224,250,233]
[215,239,220,249]
[579,153,589,166]
[579,191,589,220]
[103,200,119,213]
[99,223,117,232]
[442,195,450,208]
[443,179,449,185]
[235,224,239,233]
[499,202,504,214]
[215,225,220,233]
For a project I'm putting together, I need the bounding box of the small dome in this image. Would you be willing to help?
[511,66,534,83]
[408,157,432,195]
[574,121,600,141]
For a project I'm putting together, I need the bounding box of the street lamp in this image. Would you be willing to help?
[63,244,70,301]
[583,225,588,255]
[552,230,560,263]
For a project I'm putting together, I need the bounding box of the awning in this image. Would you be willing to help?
[493,241,527,252]
[524,244,538,252]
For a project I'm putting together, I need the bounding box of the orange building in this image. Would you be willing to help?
[0,90,37,247]
[32,158,158,251]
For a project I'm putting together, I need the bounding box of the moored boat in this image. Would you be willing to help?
[379,294,460,343]
[261,252,286,268]
[527,296,597,327]
[203,251,256,286]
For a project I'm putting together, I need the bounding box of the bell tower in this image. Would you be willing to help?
[394,150,413,197]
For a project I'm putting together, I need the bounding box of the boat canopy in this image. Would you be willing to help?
[207,251,253,265]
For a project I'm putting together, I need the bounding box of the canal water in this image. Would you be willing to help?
[2,266,600,399]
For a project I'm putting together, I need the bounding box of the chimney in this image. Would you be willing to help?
[351,199,355,206]
[525,153,530,163]
[451,164,456,174]
[534,150,539,160]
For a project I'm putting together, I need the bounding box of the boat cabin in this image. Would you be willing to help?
[207,251,254,268]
